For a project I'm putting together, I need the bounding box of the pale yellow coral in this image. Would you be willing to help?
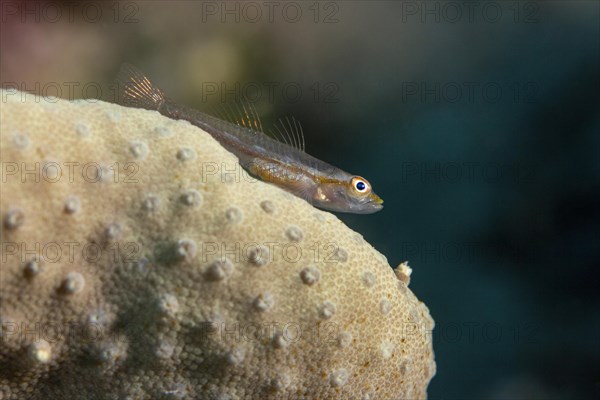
[0,90,435,399]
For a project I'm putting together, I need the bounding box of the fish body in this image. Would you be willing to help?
[116,64,383,214]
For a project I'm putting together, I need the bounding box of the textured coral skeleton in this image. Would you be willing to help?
[0,90,435,399]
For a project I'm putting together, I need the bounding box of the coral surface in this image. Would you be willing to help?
[0,90,435,399]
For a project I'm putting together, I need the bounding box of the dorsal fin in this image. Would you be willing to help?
[211,98,306,152]
[268,116,305,152]
[214,100,264,133]
[116,63,166,111]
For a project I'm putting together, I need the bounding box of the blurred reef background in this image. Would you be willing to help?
[1,1,598,398]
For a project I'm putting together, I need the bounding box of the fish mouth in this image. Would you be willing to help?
[359,202,383,214]
[356,194,384,214]
[369,201,384,211]
[370,193,384,205]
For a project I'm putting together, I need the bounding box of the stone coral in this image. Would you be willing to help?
[0,90,435,399]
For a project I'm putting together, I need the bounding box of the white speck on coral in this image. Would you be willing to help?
[271,373,291,390]
[409,308,420,324]
[142,194,160,212]
[380,341,394,359]
[225,207,242,224]
[337,332,353,348]
[87,309,112,329]
[175,239,197,261]
[154,126,173,137]
[105,222,122,240]
[12,133,29,149]
[97,345,117,363]
[64,195,81,214]
[260,200,275,214]
[129,140,149,159]
[28,340,51,363]
[24,259,42,278]
[158,293,179,316]
[362,271,376,288]
[226,347,245,365]
[75,122,91,137]
[285,225,303,242]
[176,147,196,161]
[362,390,376,400]
[180,189,202,207]
[98,164,115,183]
[134,257,150,275]
[395,261,413,285]
[330,368,349,387]
[319,301,336,319]
[271,332,288,349]
[253,292,274,312]
[334,247,348,263]
[156,341,175,359]
[163,383,188,399]
[60,272,85,294]
[95,337,127,365]
[246,245,270,267]
[41,160,61,181]
[4,208,24,230]
[300,266,320,286]
[380,299,392,315]
[205,258,234,281]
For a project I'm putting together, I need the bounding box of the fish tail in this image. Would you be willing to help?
[116,63,166,111]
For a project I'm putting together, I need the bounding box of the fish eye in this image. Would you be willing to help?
[351,176,370,194]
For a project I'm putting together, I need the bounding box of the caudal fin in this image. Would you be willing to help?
[116,63,166,111]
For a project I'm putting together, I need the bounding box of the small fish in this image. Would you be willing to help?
[116,63,383,214]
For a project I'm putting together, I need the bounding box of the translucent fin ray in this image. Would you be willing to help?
[116,63,166,111]
[213,99,264,134]
[268,116,305,152]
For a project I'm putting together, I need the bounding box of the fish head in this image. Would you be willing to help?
[314,175,383,214]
